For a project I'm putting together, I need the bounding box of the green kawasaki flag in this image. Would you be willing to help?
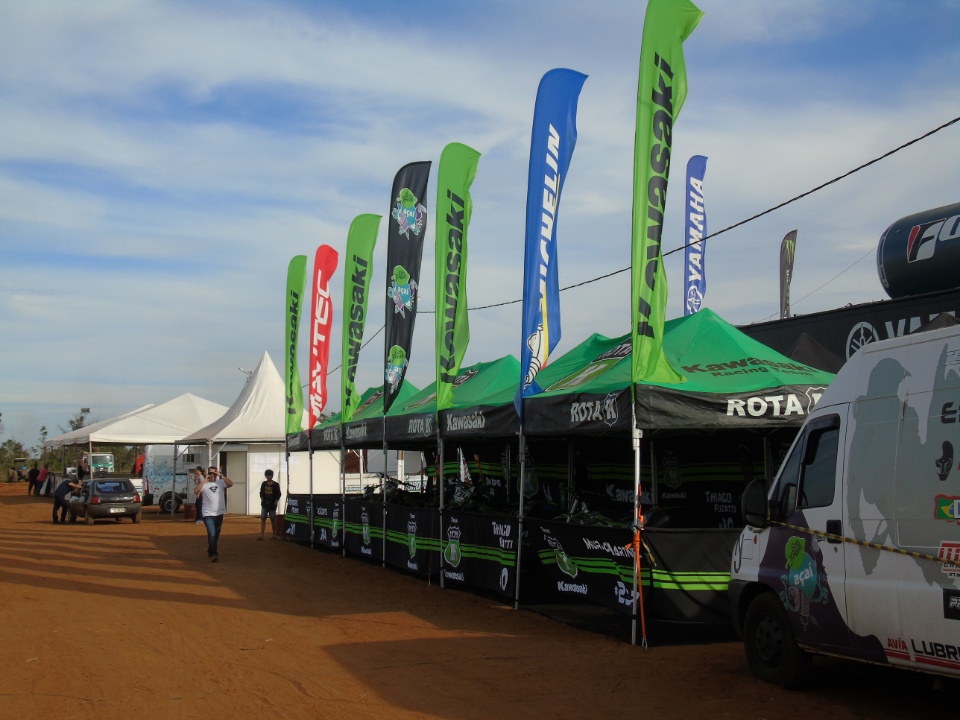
[631,0,702,385]
[435,142,481,411]
[285,254,308,435]
[341,214,381,423]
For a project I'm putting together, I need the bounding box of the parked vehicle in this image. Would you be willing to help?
[83,452,115,475]
[141,445,204,512]
[69,479,142,525]
[730,323,960,687]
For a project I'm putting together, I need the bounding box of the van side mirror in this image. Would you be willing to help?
[741,480,769,528]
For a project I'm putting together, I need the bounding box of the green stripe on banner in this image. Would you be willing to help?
[285,514,309,524]
[537,550,636,582]
[385,531,443,551]
[537,549,731,592]
[344,523,384,540]
[312,518,341,530]
[446,542,516,566]
[650,569,730,592]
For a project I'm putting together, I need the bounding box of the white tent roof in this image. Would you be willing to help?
[48,405,155,447]
[179,352,290,444]
[49,394,228,447]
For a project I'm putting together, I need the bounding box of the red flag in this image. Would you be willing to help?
[308,244,339,429]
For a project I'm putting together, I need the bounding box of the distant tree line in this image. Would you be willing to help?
[2,407,140,478]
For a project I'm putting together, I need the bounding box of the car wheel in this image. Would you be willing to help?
[132,512,141,524]
[85,513,95,526]
[743,592,810,688]
[159,492,181,514]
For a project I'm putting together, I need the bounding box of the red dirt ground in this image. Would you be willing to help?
[0,483,952,719]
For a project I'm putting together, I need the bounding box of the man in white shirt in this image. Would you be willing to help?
[195,467,233,562]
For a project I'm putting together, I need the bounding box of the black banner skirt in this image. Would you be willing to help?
[384,504,441,577]
[442,511,518,599]
[283,494,312,545]
[344,499,384,562]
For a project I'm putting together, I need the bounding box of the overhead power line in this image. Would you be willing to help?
[318,116,958,378]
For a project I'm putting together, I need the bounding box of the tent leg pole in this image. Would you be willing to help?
[514,432,526,611]
[438,436,444,590]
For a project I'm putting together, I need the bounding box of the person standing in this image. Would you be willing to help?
[258,469,282,540]
[191,466,205,523]
[195,467,232,562]
[37,464,49,496]
[52,477,82,524]
[27,463,40,496]
[183,466,201,522]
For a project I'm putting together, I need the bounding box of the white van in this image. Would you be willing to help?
[730,323,960,687]
[141,445,205,512]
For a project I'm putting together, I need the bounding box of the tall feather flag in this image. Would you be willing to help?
[631,0,702,384]
[384,161,431,413]
[284,255,308,436]
[307,244,339,429]
[341,214,381,424]
[780,230,797,319]
[515,68,588,419]
[683,154,708,315]
[436,142,481,412]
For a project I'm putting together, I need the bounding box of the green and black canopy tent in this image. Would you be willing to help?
[384,354,521,447]
[525,307,833,435]
[516,308,836,639]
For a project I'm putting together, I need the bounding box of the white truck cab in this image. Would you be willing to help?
[730,323,960,687]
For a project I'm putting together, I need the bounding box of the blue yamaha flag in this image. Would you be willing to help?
[683,155,708,315]
[516,68,587,420]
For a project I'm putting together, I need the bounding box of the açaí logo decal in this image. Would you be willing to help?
[545,532,578,578]
[662,450,681,489]
[387,265,417,317]
[391,187,426,238]
[779,536,829,631]
[361,508,371,546]
[444,521,462,567]
[407,515,418,557]
[385,345,408,393]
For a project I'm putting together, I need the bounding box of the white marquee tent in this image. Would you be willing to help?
[178,351,340,515]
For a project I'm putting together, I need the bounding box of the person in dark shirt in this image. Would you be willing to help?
[53,477,82,524]
[258,469,282,540]
[27,463,40,495]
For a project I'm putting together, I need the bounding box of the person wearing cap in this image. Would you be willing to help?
[195,467,233,562]
[258,469,282,540]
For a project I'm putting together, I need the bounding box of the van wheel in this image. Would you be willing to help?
[85,513,95,526]
[743,592,810,688]
[159,492,181,514]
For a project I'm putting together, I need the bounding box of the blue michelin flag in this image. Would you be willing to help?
[515,68,587,420]
[683,155,708,315]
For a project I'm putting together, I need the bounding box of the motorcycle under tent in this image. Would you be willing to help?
[178,351,339,516]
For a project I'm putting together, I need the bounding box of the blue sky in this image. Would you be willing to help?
[1,0,958,445]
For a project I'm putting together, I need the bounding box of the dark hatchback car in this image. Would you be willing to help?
[70,479,142,525]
